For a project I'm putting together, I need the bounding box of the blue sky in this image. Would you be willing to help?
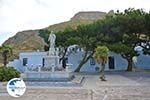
[0,0,150,45]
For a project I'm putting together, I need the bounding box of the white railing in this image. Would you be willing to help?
[25,64,73,72]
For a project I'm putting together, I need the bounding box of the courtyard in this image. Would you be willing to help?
[0,71,150,100]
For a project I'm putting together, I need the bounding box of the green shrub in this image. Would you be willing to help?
[0,67,20,81]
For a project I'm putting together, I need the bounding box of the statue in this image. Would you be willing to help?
[48,31,56,49]
[48,31,56,55]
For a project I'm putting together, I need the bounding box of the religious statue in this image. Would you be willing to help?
[48,31,56,49]
[48,31,56,55]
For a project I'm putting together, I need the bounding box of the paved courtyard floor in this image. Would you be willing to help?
[0,71,150,100]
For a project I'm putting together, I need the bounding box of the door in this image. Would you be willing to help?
[109,56,115,69]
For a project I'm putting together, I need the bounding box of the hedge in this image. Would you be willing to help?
[0,67,20,81]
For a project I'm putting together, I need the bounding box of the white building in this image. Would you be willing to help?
[8,52,47,72]
[7,49,150,73]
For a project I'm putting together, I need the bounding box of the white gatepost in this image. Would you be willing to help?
[66,64,73,72]
[66,66,69,72]
[52,65,55,72]
[25,64,28,72]
[38,66,41,72]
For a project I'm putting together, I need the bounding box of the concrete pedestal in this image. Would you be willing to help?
[44,56,59,68]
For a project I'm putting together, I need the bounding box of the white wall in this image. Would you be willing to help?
[7,52,47,72]
[19,52,47,67]
[7,59,21,71]
[7,50,150,73]
[68,51,128,72]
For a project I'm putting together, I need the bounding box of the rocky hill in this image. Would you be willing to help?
[3,30,47,59]
[3,11,112,59]
[71,11,106,20]
[4,30,46,51]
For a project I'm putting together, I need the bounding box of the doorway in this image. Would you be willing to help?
[108,56,115,69]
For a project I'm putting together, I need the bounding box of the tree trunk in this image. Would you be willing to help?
[59,48,67,63]
[99,61,106,81]
[74,51,94,72]
[121,54,133,72]
[74,59,86,72]
[3,52,7,66]
[127,58,133,71]
[74,50,88,72]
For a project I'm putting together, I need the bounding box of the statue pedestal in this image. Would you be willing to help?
[24,54,73,81]
[44,56,59,68]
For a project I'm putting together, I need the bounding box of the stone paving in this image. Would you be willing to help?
[0,71,150,100]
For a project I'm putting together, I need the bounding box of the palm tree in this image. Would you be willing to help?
[93,46,109,81]
[0,45,13,66]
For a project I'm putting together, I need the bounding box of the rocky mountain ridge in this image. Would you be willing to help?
[71,11,107,20]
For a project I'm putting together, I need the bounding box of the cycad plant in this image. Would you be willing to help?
[93,46,109,81]
[0,45,13,66]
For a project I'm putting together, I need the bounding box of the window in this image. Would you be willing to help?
[42,58,45,66]
[90,57,95,65]
[23,58,28,66]
[78,48,82,51]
